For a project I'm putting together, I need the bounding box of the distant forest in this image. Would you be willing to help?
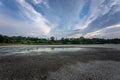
[0,34,120,45]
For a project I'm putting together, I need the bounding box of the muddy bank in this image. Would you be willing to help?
[0,46,120,80]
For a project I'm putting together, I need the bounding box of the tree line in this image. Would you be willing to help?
[0,34,120,45]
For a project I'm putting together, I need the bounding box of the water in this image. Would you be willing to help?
[0,46,83,56]
[0,44,120,56]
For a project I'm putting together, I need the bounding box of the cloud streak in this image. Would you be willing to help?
[16,0,51,34]
[0,0,120,38]
[84,24,120,39]
[0,0,53,37]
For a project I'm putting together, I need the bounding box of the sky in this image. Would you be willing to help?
[0,0,120,38]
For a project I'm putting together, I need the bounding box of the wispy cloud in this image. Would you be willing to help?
[16,0,52,34]
[84,24,120,38]
[0,14,51,37]
[33,0,42,4]
[0,0,120,38]
[0,0,53,37]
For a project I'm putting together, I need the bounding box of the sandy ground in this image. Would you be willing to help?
[0,45,120,80]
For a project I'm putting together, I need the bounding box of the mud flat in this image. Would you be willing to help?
[0,45,120,80]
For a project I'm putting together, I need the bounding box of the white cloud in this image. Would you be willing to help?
[1,0,120,38]
[74,0,120,31]
[0,0,53,37]
[16,0,52,35]
[74,20,91,30]
[0,15,53,38]
[43,1,49,8]
[32,0,42,4]
[84,24,120,39]
[71,24,120,39]
[0,14,42,37]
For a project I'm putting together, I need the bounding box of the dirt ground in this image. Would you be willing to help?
[0,45,120,80]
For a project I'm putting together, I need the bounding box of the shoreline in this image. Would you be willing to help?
[0,44,120,50]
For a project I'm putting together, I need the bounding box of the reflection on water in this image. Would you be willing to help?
[0,47,83,56]
[13,48,83,54]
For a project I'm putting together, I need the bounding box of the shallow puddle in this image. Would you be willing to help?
[0,47,84,56]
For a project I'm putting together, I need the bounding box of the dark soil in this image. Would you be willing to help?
[0,47,120,80]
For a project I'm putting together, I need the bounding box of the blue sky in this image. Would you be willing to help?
[0,0,120,38]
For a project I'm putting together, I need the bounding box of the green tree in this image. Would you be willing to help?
[50,36,55,41]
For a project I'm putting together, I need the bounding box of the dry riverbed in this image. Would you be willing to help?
[0,45,120,80]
